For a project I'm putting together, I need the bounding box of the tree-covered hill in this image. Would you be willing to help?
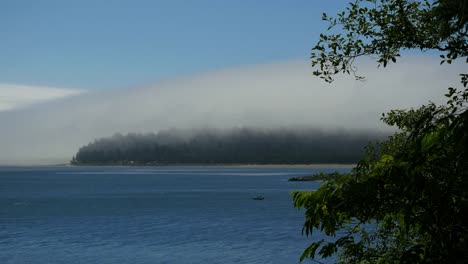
[71,128,387,165]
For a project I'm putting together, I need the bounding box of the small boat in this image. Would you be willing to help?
[252,196,265,200]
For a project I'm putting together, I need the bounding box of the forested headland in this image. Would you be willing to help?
[71,128,387,165]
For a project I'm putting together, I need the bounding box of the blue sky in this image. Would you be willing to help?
[1,1,342,90]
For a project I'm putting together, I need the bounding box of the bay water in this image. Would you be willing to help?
[0,166,351,263]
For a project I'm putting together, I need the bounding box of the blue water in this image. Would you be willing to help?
[0,166,351,264]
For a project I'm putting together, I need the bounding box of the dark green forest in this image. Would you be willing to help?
[71,128,386,165]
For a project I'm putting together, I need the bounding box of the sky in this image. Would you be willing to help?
[1,0,342,90]
[0,1,463,165]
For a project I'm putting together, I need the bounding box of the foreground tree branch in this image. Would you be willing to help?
[295,0,468,263]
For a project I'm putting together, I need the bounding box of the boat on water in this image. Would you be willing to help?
[252,196,265,200]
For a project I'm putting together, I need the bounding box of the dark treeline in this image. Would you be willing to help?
[71,128,388,165]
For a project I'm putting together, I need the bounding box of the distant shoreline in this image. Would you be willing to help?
[68,163,356,169]
[212,164,356,168]
[1,163,356,168]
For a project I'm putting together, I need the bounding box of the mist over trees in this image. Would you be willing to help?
[71,128,387,165]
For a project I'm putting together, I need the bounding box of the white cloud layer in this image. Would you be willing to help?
[0,84,82,111]
[0,56,464,165]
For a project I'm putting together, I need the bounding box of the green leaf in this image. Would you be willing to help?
[299,240,324,262]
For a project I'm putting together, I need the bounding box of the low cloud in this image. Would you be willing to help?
[0,84,82,112]
[0,56,463,165]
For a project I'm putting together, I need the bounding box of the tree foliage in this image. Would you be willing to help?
[72,128,381,165]
[294,0,468,263]
[311,0,467,82]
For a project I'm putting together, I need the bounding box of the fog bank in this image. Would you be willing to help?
[0,56,463,165]
[0,84,82,111]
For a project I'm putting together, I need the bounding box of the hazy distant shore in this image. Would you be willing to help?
[64,163,356,168]
[0,163,355,169]
[216,164,355,168]
[71,128,381,166]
